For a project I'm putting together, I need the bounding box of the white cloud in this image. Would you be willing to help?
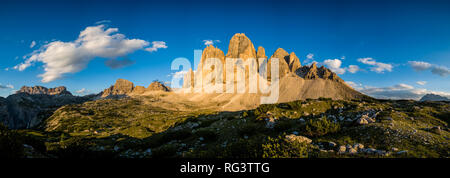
[323,59,360,75]
[0,84,14,89]
[145,41,167,52]
[357,57,393,73]
[30,41,36,48]
[347,65,360,73]
[408,61,450,77]
[431,65,450,77]
[323,59,346,74]
[346,81,362,89]
[357,83,450,100]
[75,88,92,95]
[14,25,157,83]
[408,61,432,71]
[416,81,427,86]
[202,39,221,46]
[303,53,314,64]
[95,20,111,24]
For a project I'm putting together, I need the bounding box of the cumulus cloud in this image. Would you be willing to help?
[13,25,163,83]
[408,61,432,71]
[323,59,360,75]
[408,61,450,77]
[416,81,427,86]
[431,65,450,77]
[104,58,135,69]
[303,53,314,64]
[323,59,346,74]
[145,41,167,52]
[30,41,36,48]
[347,65,360,73]
[357,83,450,100]
[357,57,393,73]
[0,84,14,89]
[75,88,92,95]
[203,40,221,46]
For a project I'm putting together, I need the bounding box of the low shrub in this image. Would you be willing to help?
[262,135,309,158]
[303,117,340,137]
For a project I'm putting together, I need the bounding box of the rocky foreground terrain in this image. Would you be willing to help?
[1,95,448,158]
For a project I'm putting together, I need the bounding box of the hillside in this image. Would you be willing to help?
[2,97,448,158]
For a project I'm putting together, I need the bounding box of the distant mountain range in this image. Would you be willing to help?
[420,94,450,102]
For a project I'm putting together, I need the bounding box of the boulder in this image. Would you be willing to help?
[356,117,369,125]
[347,148,357,154]
[285,134,312,144]
[430,126,441,135]
[353,143,364,150]
[338,145,346,153]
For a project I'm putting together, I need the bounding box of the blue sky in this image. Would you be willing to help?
[0,0,449,99]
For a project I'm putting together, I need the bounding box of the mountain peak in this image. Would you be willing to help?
[101,79,134,97]
[226,33,256,60]
[148,81,171,92]
[420,93,450,101]
[17,86,72,96]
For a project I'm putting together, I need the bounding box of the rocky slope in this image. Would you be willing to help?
[100,79,171,98]
[1,86,90,129]
[420,94,450,102]
[147,81,171,92]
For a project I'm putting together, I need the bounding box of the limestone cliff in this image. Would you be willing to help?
[17,86,72,96]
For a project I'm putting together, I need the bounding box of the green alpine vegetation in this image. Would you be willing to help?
[1,95,448,158]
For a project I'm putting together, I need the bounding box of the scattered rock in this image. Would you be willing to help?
[347,148,357,154]
[430,126,441,135]
[285,134,312,144]
[353,143,364,150]
[338,146,346,154]
[357,117,369,125]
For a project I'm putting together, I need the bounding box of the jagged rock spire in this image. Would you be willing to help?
[226,33,256,60]
[256,46,267,59]
[288,52,301,73]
